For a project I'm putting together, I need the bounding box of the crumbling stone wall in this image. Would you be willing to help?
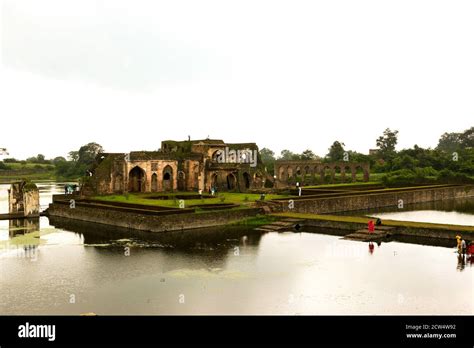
[274,160,370,186]
[8,181,40,216]
[86,138,270,195]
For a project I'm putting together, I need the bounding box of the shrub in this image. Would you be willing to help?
[437,169,474,184]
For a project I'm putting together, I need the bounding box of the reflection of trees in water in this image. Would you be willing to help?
[48,216,264,268]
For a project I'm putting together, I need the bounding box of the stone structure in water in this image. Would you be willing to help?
[8,181,40,217]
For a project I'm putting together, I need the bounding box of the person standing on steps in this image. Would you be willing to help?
[456,235,462,254]
[368,220,375,234]
[461,238,467,255]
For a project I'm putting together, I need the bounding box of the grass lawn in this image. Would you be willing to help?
[5,163,54,170]
[93,192,293,208]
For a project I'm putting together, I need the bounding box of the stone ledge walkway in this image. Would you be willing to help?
[255,218,304,232]
[343,226,397,242]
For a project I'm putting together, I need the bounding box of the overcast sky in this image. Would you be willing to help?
[1,0,473,160]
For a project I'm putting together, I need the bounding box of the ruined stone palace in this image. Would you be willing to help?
[85,139,270,194]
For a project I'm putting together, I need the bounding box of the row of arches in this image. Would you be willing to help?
[211,173,236,190]
[209,171,265,191]
[127,165,185,192]
[276,162,370,184]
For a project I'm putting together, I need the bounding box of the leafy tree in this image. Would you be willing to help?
[279,149,296,160]
[326,141,345,161]
[68,151,79,162]
[438,127,474,152]
[437,132,462,153]
[260,147,276,175]
[260,148,275,164]
[77,142,104,165]
[460,127,474,148]
[376,128,399,157]
[56,143,104,179]
[301,149,318,160]
[36,154,46,163]
[53,156,67,164]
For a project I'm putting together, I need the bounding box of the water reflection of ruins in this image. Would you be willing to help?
[9,218,40,239]
[48,216,264,268]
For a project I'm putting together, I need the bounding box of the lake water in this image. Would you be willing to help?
[341,197,474,226]
[0,183,473,315]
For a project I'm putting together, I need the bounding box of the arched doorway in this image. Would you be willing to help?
[128,166,145,192]
[279,166,286,181]
[151,173,158,192]
[334,166,342,183]
[177,171,186,191]
[320,166,332,183]
[163,165,173,191]
[343,165,352,182]
[226,173,236,190]
[243,172,251,189]
[254,172,263,188]
[287,166,293,180]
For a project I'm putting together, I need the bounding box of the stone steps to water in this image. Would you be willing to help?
[254,227,276,232]
[256,219,304,232]
[343,227,395,241]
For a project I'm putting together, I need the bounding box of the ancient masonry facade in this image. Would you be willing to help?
[87,139,271,194]
[8,181,40,216]
[274,160,370,185]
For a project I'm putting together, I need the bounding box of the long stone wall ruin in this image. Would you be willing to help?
[274,160,370,186]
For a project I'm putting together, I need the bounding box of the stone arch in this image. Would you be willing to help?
[226,173,236,190]
[334,165,343,183]
[343,165,352,183]
[211,150,223,162]
[278,166,286,180]
[162,165,173,191]
[287,166,294,179]
[320,165,332,183]
[303,166,311,183]
[243,172,251,189]
[254,172,263,188]
[354,165,364,182]
[128,166,146,192]
[177,171,186,191]
[151,173,158,192]
[354,165,370,182]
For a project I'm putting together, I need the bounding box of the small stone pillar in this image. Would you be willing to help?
[8,181,40,217]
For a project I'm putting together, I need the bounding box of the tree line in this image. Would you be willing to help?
[0,142,104,179]
[260,127,474,185]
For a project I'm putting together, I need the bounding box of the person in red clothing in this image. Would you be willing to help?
[467,241,474,255]
[368,220,375,233]
[369,242,375,254]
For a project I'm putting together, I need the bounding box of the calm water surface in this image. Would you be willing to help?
[0,183,473,315]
